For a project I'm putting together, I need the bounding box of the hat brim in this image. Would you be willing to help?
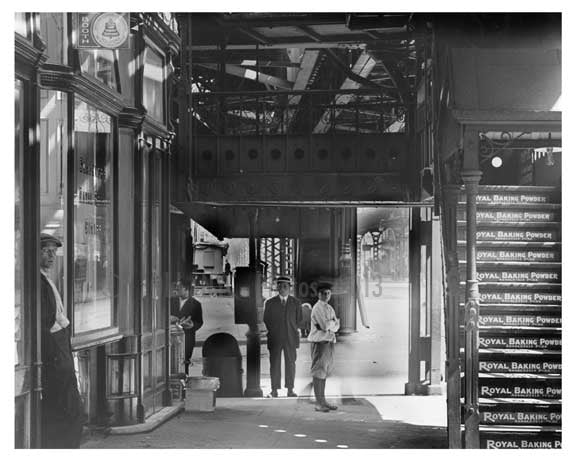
[40,233,62,247]
[275,277,292,285]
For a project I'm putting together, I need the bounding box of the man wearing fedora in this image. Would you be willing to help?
[263,275,302,397]
[39,233,85,448]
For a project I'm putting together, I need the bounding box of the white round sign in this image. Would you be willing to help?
[92,13,129,49]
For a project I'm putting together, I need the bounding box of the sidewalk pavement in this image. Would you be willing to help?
[82,395,447,449]
[82,284,448,449]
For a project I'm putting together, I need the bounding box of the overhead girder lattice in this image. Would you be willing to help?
[177,13,421,137]
[260,238,294,290]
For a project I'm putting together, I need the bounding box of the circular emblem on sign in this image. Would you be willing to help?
[92,13,129,49]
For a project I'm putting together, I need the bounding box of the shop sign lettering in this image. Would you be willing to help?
[482,411,561,424]
[485,439,561,449]
[479,361,561,373]
[75,13,130,49]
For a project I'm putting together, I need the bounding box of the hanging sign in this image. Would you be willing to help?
[75,13,130,49]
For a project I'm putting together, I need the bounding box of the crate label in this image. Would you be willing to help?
[483,437,561,449]
[479,314,561,327]
[479,360,561,373]
[479,336,561,349]
[481,411,561,424]
[479,292,561,304]
[476,211,555,222]
[479,384,561,398]
[475,250,558,261]
[476,194,551,204]
[477,270,560,282]
[475,230,555,241]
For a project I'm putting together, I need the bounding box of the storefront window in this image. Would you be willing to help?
[151,151,163,329]
[15,13,29,37]
[143,48,164,122]
[73,98,114,334]
[39,13,68,65]
[15,79,24,366]
[40,89,67,295]
[80,49,119,91]
[141,146,151,331]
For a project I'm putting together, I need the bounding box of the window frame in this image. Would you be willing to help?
[141,39,166,124]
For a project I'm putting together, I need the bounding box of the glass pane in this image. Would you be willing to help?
[141,147,151,332]
[15,80,24,366]
[73,98,114,333]
[155,348,165,384]
[143,351,152,390]
[15,13,28,37]
[151,151,163,329]
[40,90,67,294]
[39,13,67,65]
[80,49,118,91]
[143,49,164,122]
[14,394,30,448]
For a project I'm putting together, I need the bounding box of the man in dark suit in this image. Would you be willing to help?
[263,275,302,397]
[39,233,85,448]
[170,278,203,375]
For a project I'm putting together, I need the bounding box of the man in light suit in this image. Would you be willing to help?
[170,278,203,375]
[263,275,302,397]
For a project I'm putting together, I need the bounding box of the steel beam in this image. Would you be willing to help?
[195,63,293,90]
[284,50,320,130]
[313,52,376,133]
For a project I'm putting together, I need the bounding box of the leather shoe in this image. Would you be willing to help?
[269,389,278,398]
[315,404,329,412]
[324,401,338,410]
[287,389,298,397]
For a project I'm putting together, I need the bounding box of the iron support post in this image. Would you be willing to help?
[442,184,463,448]
[244,211,263,397]
[462,170,482,449]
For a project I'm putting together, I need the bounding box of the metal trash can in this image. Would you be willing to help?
[185,376,220,412]
[202,333,243,397]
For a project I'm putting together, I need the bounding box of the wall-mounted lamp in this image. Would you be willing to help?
[491,156,503,168]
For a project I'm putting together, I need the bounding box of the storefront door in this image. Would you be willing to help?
[140,145,167,415]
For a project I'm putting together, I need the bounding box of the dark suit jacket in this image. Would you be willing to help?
[263,295,302,350]
[40,273,84,447]
[171,296,203,336]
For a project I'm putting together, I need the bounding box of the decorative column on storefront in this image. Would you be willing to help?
[462,126,482,449]
[442,184,463,448]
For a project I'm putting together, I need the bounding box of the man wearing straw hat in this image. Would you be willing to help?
[263,275,302,397]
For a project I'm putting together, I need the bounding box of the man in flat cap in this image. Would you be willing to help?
[263,275,302,397]
[39,233,85,448]
[170,278,203,375]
